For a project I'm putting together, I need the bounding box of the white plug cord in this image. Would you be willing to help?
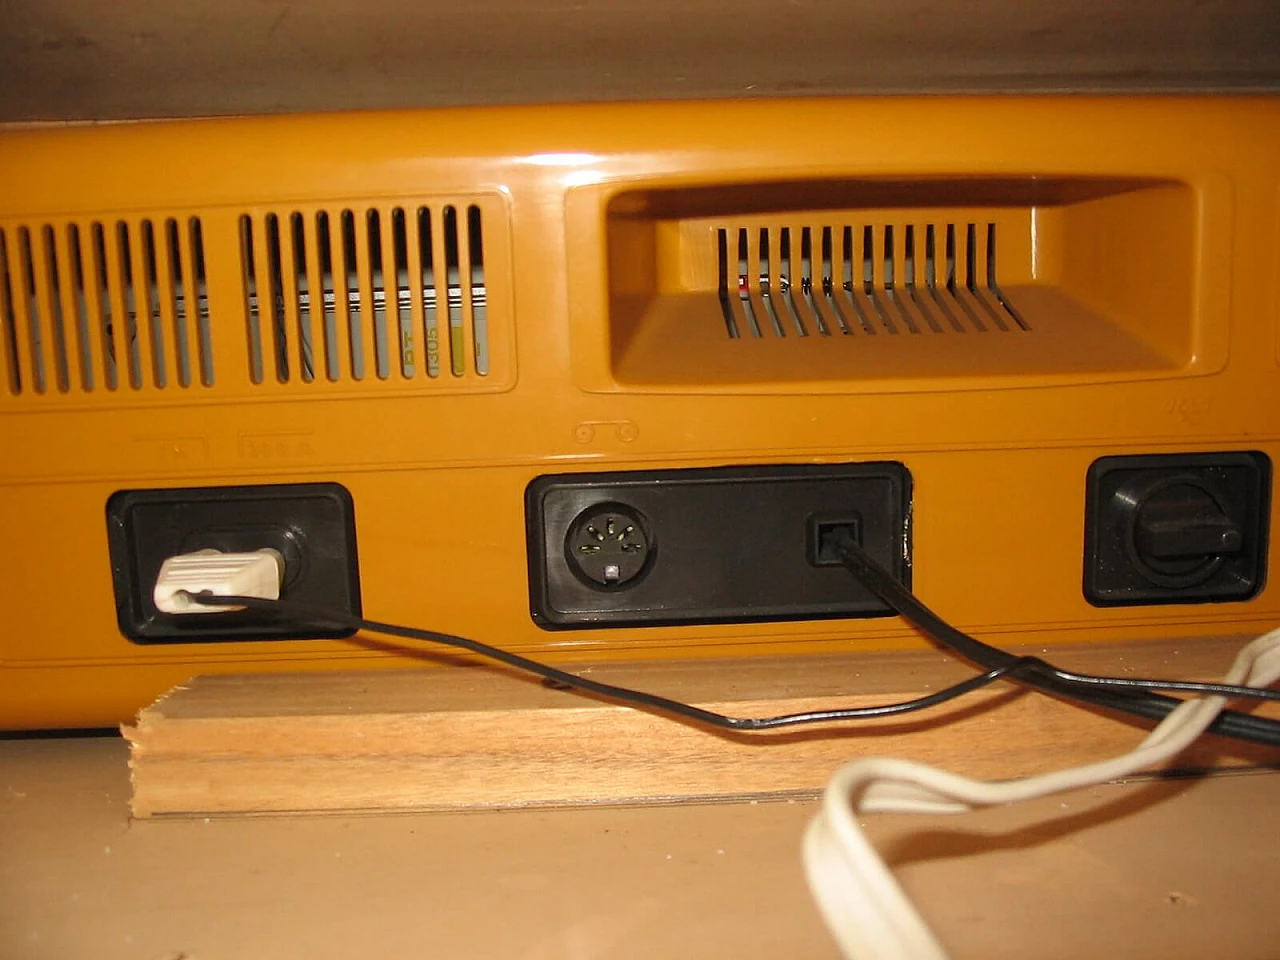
[153,548,285,614]
[803,627,1280,960]
[147,543,1279,957]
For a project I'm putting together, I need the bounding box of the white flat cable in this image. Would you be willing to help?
[803,627,1280,960]
[153,548,285,614]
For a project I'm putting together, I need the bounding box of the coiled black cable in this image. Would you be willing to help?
[829,528,1280,746]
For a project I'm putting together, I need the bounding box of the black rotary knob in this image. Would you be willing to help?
[1117,476,1242,589]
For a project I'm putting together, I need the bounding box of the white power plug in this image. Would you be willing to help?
[153,548,285,614]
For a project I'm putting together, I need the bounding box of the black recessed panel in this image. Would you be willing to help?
[1084,452,1270,607]
[526,462,911,629]
[106,483,361,643]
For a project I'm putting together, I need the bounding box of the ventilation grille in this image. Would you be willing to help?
[240,204,491,384]
[716,222,1026,340]
[0,219,211,395]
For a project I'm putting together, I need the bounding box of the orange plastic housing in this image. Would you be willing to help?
[1,97,1278,728]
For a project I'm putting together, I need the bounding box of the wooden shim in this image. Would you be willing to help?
[124,636,1280,817]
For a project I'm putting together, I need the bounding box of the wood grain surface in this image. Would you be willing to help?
[125,636,1280,817]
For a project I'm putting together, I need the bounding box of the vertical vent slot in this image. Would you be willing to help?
[966,222,1006,332]
[415,206,440,378]
[714,221,1027,340]
[64,224,93,390]
[15,227,47,392]
[189,219,214,386]
[986,222,1028,331]
[137,220,166,384]
[389,208,415,376]
[737,228,760,337]
[366,209,390,380]
[842,225,875,334]
[467,204,489,377]
[924,224,963,332]
[0,218,209,396]
[266,213,291,381]
[716,228,738,338]
[883,225,919,334]
[285,212,314,383]
[778,227,807,337]
[756,228,784,337]
[240,204,491,384]
[904,224,941,334]
[343,209,368,378]
[798,227,828,335]
[0,229,25,394]
[39,225,71,391]
[442,206,466,375]
[316,210,343,381]
[862,224,897,334]
[89,222,119,389]
[944,223,985,332]
[819,226,851,335]
[114,222,144,387]
[240,216,265,383]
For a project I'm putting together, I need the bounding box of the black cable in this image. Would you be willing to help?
[187,583,1280,744]
[184,592,1038,730]
[829,528,1280,746]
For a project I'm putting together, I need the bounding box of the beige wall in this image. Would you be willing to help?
[1,0,1278,121]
